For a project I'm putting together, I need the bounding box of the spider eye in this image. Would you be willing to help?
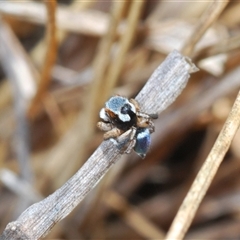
[121,104,132,114]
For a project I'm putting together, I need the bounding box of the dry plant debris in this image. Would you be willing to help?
[0,1,240,240]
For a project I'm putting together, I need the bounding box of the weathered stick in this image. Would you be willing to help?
[0,50,197,240]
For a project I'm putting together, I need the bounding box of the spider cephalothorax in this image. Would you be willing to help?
[97,96,158,158]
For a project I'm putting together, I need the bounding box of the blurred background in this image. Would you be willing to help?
[1,0,240,239]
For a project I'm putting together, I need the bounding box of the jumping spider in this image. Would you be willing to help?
[97,96,158,158]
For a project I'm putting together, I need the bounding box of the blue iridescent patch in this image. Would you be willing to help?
[134,128,151,158]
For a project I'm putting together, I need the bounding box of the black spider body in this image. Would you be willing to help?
[98,96,157,158]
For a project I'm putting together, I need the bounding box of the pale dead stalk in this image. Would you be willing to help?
[165,90,240,240]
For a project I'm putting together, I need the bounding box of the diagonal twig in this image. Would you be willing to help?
[0,50,197,240]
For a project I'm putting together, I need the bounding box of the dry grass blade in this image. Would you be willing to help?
[0,1,108,36]
[86,0,127,129]
[104,190,165,239]
[181,0,229,57]
[0,50,196,240]
[30,0,95,70]
[0,169,42,203]
[0,18,36,182]
[194,34,240,61]
[165,91,240,240]
[102,0,145,102]
[28,0,57,120]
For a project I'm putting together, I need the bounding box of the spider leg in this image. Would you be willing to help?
[124,127,137,154]
[103,128,122,140]
[136,112,157,133]
[117,127,137,154]
[149,113,158,119]
[130,99,158,131]
[131,98,158,120]
[124,137,136,154]
[115,127,137,154]
[97,121,113,131]
[137,110,158,120]
[146,119,155,133]
[148,121,155,133]
[129,98,140,112]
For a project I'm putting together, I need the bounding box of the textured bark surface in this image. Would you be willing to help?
[0,50,196,240]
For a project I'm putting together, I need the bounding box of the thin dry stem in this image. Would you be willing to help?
[28,0,57,120]
[86,0,127,129]
[0,18,35,182]
[0,169,42,203]
[194,34,240,61]
[30,0,95,67]
[181,0,229,57]
[0,2,108,36]
[102,0,145,102]
[42,94,66,135]
[104,190,165,239]
[165,91,240,240]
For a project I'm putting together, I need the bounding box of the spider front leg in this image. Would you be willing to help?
[137,112,158,120]
[136,115,155,133]
[97,121,123,140]
[130,99,158,119]
[129,98,140,112]
[97,121,113,131]
[103,128,122,140]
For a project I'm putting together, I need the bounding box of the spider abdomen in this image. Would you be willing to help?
[134,128,151,158]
